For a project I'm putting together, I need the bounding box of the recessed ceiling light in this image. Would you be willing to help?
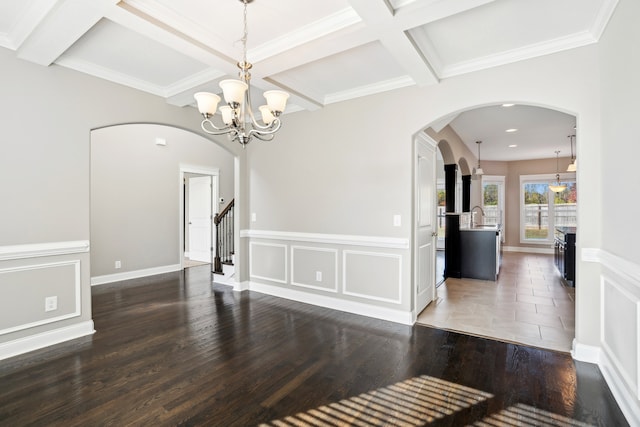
[505,128,518,133]
[502,103,515,107]
[508,144,518,148]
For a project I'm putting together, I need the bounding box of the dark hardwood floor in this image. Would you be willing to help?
[0,265,628,426]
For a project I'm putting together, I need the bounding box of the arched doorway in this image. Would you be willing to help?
[414,104,578,353]
[89,123,239,285]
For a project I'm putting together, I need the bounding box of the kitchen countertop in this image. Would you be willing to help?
[460,224,501,232]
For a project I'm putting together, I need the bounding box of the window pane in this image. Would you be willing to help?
[483,183,500,225]
[554,181,577,227]
[524,182,549,240]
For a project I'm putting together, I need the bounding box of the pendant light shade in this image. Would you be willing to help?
[475,141,484,176]
[550,150,567,193]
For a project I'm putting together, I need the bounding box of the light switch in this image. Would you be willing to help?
[393,215,401,227]
[251,212,257,222]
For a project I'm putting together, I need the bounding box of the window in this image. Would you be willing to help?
[520,174,577,244]
[482,176,505,227]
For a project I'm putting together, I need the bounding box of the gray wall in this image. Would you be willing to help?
[244,42,604,331]
[0,46,243,351]
[90,124,235,278]
[594,0,640,420]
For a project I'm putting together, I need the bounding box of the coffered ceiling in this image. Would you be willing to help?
[0,0,616,159]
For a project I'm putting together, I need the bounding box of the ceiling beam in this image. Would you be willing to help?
[17,0,118,66]
[348,0,437,86]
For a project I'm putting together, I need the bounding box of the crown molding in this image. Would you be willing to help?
[324,75,415,105]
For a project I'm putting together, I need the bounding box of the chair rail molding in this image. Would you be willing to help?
[240,229,409,249]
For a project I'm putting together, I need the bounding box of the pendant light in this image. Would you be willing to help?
[567,134,577,172]
[549,150,567,193]
[475,140,484,176]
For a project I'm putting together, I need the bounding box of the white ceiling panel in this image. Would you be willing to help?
[271,41,410,104]
[58,18,209,93]
[410,0,608,77]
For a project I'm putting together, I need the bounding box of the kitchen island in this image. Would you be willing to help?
[459,224,502,281]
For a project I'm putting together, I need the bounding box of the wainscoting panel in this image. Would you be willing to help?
[583,247,640,426]
[291,246,338,292]
[244,231,410,324]
[249,242,287,284]
[0,262,81,335]
[601,274,639,400]
[343,250,402,304]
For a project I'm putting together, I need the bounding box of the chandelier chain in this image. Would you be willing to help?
[241,0,248,70]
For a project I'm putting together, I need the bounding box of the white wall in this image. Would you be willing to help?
[90,124,235,280]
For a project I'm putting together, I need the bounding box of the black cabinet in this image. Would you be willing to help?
[445,214,461,278]
[554,227,576,286]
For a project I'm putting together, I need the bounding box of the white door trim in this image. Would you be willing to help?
[179,165,219,269]
[413,132,438,321]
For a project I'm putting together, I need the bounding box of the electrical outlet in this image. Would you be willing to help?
[251,213,257,222]
[315,271,322,282]
[45,296,57,312]
[115,260,121,269]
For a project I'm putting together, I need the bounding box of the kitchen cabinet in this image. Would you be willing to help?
[554,227,576,286]
[459,225,502,281]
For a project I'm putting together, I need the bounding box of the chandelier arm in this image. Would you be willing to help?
[249,118,282,136]
[251,132,275,142]
[201,118,234,135]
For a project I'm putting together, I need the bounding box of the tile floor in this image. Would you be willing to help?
[417,252,575,352]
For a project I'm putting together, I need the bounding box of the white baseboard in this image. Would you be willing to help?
[91,264,182,286]
[503,246,554,255]
[233,281,250,292]
[571,339,600,363]
[600,348,640,426]
[246,281,413,325]
[0,320,95,361]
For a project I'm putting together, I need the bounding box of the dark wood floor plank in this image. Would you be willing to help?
[0,265,628,426]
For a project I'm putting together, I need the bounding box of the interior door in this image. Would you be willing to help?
[416,137,437,314]
[188,176,212,263]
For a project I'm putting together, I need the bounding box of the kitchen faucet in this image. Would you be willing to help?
[470,205,485,227]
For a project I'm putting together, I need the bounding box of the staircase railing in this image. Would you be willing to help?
[213,199,234,274]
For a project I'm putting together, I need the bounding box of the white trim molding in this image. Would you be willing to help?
[241,229,409,249]
[91,263,182,286]
[249,242,288,284]
[0,240,89,261]
[582,248,640,284]
[291,246,339,293]
[0,260,82,335]
[343,250,402,304]
[582,247,640,426]
[247,281,413,326]
[0,320,95,361]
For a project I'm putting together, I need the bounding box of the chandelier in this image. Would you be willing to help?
[194,0,289,146]
[549,150,567,193]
